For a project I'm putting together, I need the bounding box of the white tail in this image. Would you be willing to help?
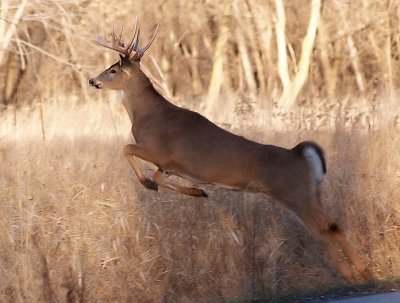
[301,143,326,183]
[88,21,373,284]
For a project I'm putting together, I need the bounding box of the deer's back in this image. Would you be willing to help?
[132,105,310,192]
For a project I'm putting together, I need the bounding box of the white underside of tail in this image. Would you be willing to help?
[303,146,324,183]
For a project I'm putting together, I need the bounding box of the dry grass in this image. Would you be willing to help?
[0,96,399,302]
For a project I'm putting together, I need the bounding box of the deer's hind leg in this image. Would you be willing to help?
[330,229,373,280]
[295,202,371,284]
[299,211,356,283]
[153,169,208,197]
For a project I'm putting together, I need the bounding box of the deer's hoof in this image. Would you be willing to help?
[361,267,374,281]
[188,188,208,198]
[141,179,158,191]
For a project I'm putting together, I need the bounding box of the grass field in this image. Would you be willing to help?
[1,95,399,302]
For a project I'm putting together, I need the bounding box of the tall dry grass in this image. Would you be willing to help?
[1,96,399,302]
[1,0,400,302]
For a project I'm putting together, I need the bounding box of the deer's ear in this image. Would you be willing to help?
[118,54,130,68]
[119,54,133,69]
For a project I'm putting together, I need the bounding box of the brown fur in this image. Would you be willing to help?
[88,29,373,284]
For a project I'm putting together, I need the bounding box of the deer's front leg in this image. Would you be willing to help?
[123,144,158,191]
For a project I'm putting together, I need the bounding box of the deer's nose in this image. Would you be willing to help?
[89,78,94,86]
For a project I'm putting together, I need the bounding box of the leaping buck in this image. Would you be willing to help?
[89,21,373,284]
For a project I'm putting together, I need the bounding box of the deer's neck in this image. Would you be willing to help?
[122,72,169,124]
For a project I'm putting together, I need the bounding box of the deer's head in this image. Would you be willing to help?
[89,20,159,91]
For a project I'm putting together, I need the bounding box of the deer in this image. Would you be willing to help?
[88,20,373,284]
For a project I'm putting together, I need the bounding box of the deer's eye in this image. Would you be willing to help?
[110,69,116,74]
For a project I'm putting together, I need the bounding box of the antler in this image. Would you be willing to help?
[130,24,160,61]
[96,19,159,61]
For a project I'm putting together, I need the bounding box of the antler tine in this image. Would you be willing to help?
[133,23,141,52]
[126,17,139,53]
[119,26,124,43]
[96,24,131,58]
[113,26,117,43]
[140,24,159,53]
[103,27,107,42]
[130,23,159,61]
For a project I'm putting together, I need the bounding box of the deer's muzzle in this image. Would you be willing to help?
[88,78,101,89]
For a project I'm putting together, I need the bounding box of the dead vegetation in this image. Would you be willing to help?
[1,98,399,302]
[1,0,400,107]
